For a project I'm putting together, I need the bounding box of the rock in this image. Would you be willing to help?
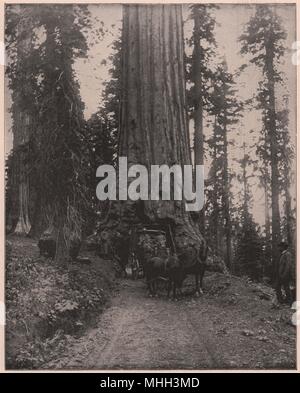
[257,336,269,342]
[258,329,267,335]
[242,329,255,337]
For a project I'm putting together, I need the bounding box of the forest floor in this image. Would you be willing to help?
[6,236,296,370]
[5,235,116,369]
[44,273,296,370]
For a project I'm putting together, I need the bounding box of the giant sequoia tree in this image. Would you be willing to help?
[101,4,205,259]
[35,5,90,261]
[5,5,40,235]
[6,5,91,261]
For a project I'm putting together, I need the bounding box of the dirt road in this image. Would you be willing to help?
[44,275,296,370]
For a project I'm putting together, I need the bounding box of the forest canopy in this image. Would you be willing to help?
[5,3,296,280]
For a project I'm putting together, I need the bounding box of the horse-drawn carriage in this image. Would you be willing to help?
[116,223,208,298]
[127,225,171,280]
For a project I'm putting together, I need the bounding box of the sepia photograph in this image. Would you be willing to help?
[3,1,298,371]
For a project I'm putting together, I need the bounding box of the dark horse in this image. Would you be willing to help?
[143,254,179,297]
[169,241,208,298]
[144,242,208,299]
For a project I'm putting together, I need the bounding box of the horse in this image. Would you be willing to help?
[143,254,181,298]
[173,241,208,297]
[141,240,208,299]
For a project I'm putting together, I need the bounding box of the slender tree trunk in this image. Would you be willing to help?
[223,123,232,271]
[242,142,249,214]
[192,9,205,232]
[212,117,219,252]
[285,192,292,248]
[283,164,292,246]
[266,44,281,279]
[263,177,271,278]
[264,190,271,244]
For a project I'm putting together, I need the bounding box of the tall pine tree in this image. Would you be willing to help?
[206,61,243,271]
[240,4,287,278]
[234,143,263,280]
[186,4,217,231]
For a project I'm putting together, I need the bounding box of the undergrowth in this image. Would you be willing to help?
[6,237,115,369]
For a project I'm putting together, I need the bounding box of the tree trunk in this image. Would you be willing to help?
[29,187,46,238]
[264,177,271,274]
[192,9,205,232]
[13,113,31,235]
[223,123,232,271]
[283,163,292,246]
[13,8,32,236]
[242,144,248,212]
[212,117,219,252]
[103,4,205,259]
[54,218,69,265]
[266,44,281,279]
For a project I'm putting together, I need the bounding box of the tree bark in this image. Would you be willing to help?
[13,8,32,236]
[13,113,31,235]
[223,123,232,271]
[192,9,205,232]
[265,42,281,278]
[283,164,292,246]
[29,186,46,238]
[263,174,271,276]
[104,4,205,260]
[212,117,219,252]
